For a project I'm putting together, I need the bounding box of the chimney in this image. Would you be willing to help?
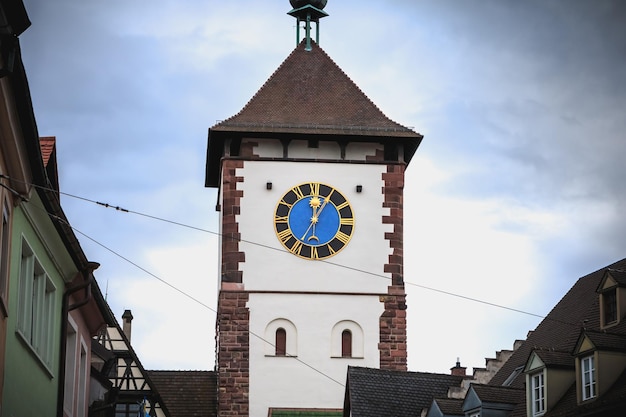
[122,309,134,342]
[451,358,467,376]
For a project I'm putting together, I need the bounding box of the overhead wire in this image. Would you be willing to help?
[7,174,575,388]
[26,189,347,387]
[10,174,556,321]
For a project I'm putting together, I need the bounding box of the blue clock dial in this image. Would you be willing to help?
[274,183,354,260]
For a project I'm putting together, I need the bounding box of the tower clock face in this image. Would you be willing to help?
[274,182,355,260]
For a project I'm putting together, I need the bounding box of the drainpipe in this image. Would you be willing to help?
[56,261,100,417]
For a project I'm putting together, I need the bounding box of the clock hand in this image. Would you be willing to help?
[300,197,325,241]
[316,197,329,216]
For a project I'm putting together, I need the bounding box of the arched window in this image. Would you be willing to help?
[331,320,364,358]
[341,330,352,358]
[275,328,287,356]
[264,318,297,357]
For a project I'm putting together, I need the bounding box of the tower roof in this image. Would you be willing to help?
[206,40,423,187]
[212,40,419,137]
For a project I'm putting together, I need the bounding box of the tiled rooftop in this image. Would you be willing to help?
[345,366,466,417]
[147,370,217,417]
[212,40,420,139]
[490,257,626,388]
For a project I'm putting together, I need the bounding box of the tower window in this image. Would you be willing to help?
[341,330,352,358]
[275,328,286,356]
[603,288,618,325]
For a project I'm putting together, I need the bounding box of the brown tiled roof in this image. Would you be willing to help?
[206,40,423,187]
[212,40,419,138]
[605,268,626,286]
[532,349,575,369]
[487,258,626,417]
[147,370,217,417]
[469,384,525,405]
[431,397,464,415]
[579,330,626,352]
[345,366,466,417]
[490,257,626,388]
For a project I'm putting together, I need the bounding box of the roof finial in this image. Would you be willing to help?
[288,0,329,51]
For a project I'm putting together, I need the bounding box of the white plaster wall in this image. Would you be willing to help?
[237,160,393,294]
[247,138,283,158]
[248,293,383,416]
[345,142,383,160]
[287,139,341,159]
[247,139,383,161]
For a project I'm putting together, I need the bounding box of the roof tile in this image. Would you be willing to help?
[147,370,217,417]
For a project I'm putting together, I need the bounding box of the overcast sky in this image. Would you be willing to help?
[19,0,626,376]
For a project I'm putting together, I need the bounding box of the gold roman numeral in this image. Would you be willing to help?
[277,229,293,242]
[311,246,319,260]
[292,186,305,200]
[310,182,320,196]
[289,240,303,255]
[340,217,355,226]
[336,201,350,210]
[335,231,351,245]
[274,215,289,223]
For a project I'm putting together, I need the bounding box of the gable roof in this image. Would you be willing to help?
[430,398,464,416]
[529,349,575,370]
[490,257,626,388]
[467,384,525,406]
[574,329,626,354]
[206,40,423,187]
[147,370,217,417]
[344,366,466,417]
[598,268,626,290]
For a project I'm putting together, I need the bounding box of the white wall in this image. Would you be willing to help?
[248,293,383,416]
[237,160,393,294]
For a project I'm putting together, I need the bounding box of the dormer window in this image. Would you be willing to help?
[581,355,596,401]
[531,371,545,416]
[602,288,617,325]
[597,269,626,328]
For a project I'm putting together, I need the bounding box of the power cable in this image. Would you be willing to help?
[7,174,553,322]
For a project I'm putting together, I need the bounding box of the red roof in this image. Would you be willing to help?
[39,136,55,167]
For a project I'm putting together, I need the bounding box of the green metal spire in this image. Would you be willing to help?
[288,0,329,51]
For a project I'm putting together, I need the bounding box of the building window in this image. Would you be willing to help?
[64,322,78,415]
[581,355,596,401]
[264,318,297,357]
[0,201,10,316]
[531,372,545,415]
[77,342,88,417]
[17,240,56,368]
[602,288,618,326]
[275,328,286,356]
[341,330,352,357]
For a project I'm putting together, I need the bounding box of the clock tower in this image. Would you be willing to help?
[205,2,422,416]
